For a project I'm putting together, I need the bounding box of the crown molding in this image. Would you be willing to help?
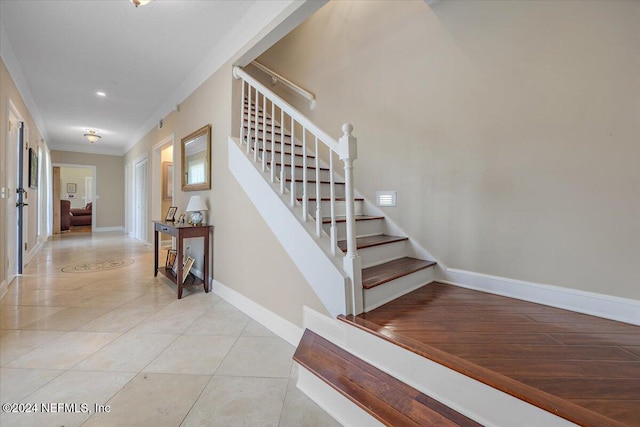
[49,142,124,157]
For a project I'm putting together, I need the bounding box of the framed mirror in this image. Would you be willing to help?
[181,124,211,191]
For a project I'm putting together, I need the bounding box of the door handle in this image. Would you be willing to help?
[16,202,28,207]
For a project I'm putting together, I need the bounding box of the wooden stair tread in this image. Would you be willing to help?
[338,234,408,252]
[322,215,384,224]
[297,197,364,202]
[294,329,481,427]
[362,257,436,289]
[277,163,329,171]
[286,178,344,184]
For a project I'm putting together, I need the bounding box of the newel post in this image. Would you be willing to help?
[339,123,363,315]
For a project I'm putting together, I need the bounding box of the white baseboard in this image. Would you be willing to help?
[0,280,8,302]
[94,226,125,233]
[212,279,303,346]
[440,268,640,326]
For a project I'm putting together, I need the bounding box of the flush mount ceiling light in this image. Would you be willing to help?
[84,130,102,143]
[131,0,152,7]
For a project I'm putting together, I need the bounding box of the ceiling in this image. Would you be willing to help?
[0,0,294,155]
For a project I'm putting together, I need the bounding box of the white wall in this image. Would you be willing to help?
[256,0,640,300]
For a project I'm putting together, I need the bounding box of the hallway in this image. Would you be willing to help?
[0,232,338,426]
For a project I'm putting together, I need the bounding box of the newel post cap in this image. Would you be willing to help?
[339,123,357,160]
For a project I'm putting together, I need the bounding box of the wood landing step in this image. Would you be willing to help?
[339,283,640,427]
[294,329,481,427]
[338,234,408,252]
[362,257,437,290]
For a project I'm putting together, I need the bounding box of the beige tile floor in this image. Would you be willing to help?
[0,232,340,427]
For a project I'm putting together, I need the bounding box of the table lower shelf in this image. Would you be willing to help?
[158,266,204,287]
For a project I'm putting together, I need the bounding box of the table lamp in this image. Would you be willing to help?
[186,195,208,225]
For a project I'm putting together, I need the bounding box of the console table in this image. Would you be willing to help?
[153,221,212,299]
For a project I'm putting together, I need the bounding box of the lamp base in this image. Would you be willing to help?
[190,211,203,225]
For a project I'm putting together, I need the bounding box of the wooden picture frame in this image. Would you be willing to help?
[162,162,173,200]
[165,206,177,222]
[177,214,185,224]
[182,256,195,284]
[165,249,177,271]
[66,183,76,193]
[29,148,39,188]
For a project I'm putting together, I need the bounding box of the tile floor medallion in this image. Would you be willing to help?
[0,232,340,426]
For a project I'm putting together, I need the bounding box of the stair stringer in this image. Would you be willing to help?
[229,137,351,317]
[300,307,577,427]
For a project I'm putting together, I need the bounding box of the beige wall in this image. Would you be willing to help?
[1,58,47,287]
[257,0,640,300]
[124,61,328,326]
[51,151,124,229]
[60,167,91,209]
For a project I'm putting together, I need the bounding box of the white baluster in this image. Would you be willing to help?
[302,128,308,221]
[246,84,252,154]
[240,80,245,146]
[270,103,275,182]
[280,109,285,194]
[262,95,267,172]
[329,152,337,255]
[290,118,296,207]
[253,89,259,162]
[315,136,322,237]
[339,123,362,315]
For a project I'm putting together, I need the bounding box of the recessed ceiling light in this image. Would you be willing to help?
[96,91,106,97]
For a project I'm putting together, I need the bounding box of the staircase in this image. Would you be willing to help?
[233,65,437,315]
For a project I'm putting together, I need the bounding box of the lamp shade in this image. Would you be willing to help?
[186,195,208,212]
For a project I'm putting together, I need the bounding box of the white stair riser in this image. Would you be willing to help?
[359,240,410,269]
[363,268,435,312]
[276,165,331,181]
[302,200,363,219]
[289,182,346,199]
[328,218,385,241]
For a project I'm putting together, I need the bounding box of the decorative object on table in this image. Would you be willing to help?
[67,182,77,193]
[165,206,177,222]
[177,214,185,224]
[182,256,195,284]
[29,148,39,188]
[181,124,211,191]
[165,249,177,271]
[162,162,173,200]
[186,195,208,225]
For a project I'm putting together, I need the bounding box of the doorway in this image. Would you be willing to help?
[52,164,96,233]
[5,105,22,281]
[152,135,174,246]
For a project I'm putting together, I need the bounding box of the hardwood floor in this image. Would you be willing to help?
[342,282,640,426]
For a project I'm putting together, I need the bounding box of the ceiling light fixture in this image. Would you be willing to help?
[131,0,152,7]
[84,130,102,143]
[96,91,106,97]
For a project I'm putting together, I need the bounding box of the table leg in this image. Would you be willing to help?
[154,229,159,277]
[177,234,184,299]
[203,232,210,293]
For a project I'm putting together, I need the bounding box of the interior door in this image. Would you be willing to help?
[134,158,148,243]
[16,122,26,273]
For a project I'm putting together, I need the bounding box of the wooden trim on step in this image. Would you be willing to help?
[294,329,482,427]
